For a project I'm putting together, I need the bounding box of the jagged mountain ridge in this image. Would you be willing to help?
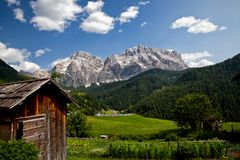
[51,45,188,87]
[53,51,104,87]
[33,69,51,79]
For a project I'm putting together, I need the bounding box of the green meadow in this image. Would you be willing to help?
[67,138,109,160]
[222,122,240,131]
[67,114,240,159]
[87,114,178,137]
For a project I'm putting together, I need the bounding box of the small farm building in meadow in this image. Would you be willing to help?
[0,78,78,160]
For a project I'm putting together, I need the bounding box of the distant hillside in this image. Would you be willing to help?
[83,53,240,122]
[0,59,29,83]
[83,69,184,110]
[130,54,240,121]
[233,73,240,81]
[70,91,107,115]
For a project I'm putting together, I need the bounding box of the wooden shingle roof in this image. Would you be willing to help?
[0,78,79,109]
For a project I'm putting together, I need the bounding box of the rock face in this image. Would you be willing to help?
[53,51,104,87]
[51,45,188,87]
[32,69,51,79]
[19,70,34,77]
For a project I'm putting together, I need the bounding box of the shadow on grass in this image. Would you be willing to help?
[107,128,192,141]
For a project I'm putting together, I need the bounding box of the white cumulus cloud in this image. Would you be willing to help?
[188,59,215,68]
[4,0,26,23]
[0,41,40,72]
[35,48,51,57]
[187,18,218,34]
[84,0,104,13]
[0,42,28,63]
[181,51,215,68]
[118,6,139,24]
[80,11,114,34]
[4,0,20,6]
[13,8,26,22]
[181,51,212,63]
[30,0,82,32]
[18,61,40,73]
[171,16,225,34]
[171,16,198,29]
[80,1,114,34]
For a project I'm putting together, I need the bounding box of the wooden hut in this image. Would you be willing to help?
[0,78,78,160]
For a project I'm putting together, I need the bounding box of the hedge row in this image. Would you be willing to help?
[106,140,226,159]
[0,140,39,160]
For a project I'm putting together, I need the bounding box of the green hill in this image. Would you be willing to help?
[0,59,29,83]
[69,91,107,115]
[83,69,184,110]
[130,54,240,121]
[83,53,240,122]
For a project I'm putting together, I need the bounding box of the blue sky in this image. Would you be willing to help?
[0,0,240,72]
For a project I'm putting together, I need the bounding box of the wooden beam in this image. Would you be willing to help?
[10,122,14,140]
[35,95,39,115]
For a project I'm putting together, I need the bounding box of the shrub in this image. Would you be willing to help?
[165,133,180,141]
[106,140,226,159]
[173,143,192,159]
[196,130,218,140]
[231,144,240,152]
[0,140,39,160]
[67,108,91,138]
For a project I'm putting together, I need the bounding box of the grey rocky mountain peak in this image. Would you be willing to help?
[41,45,187,87]
[33,69,51,79]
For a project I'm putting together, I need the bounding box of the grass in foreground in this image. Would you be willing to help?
[67,138,227,160]
[67,119,240,159]
[67,138,109,160]
[87,114,178,137]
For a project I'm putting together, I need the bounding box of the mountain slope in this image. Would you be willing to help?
[0,59,29,83]
[53,51,104,87]
[130,53,240,121]
[52,45,187,87]
[81,53,240,121]
[97,45,187,83]
[83,69,185,110]
[69,91,107,115]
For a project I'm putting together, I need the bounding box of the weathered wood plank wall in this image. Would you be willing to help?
[0,83,68,160]
[14,115,46,159]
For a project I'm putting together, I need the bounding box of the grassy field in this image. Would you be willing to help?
[67,114,179,159]
[67,138,109,160]
[222,122,240,131]
[67,138,228,160]
[87,114,178,137]
[67,115,240,160]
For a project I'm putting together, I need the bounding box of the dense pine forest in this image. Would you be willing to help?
[82,54,240,122]
[69,91,107,115]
